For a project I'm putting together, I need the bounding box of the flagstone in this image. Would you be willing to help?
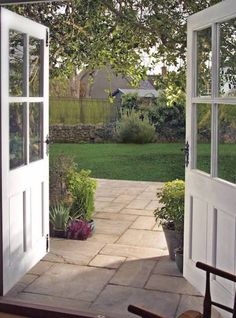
[95,219,131,236]
[100,243,163,259]
[25,263,115,302]
[91,285,180,318]
[130,216,156,230]
[120,208,154,216]
[145,274,201,296]
[117,229,167,249]
[110,258,156,288]
[126,199,151,210]
[113,194,137,203]
[95,212,137,222]
[153,256,182,277]
[89,255,125,269]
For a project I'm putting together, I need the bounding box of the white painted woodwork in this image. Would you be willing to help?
[185,1,236,317]
[0,8,49,295]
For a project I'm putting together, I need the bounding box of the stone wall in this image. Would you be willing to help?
[49,123,116,143]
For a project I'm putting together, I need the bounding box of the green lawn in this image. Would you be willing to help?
[50,143,236,182]
[50,143,185,181]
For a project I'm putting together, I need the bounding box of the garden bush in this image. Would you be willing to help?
[67,169,97,221]
[116,112,155,144]
[149,101,185,142]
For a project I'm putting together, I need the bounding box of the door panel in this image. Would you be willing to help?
[0,8,49,295]
[185,2,236,315]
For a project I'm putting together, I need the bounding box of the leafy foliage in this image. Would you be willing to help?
[9,0,221,80]
[67,169,97,221]
[154,179,185,236]
[50,203,70,230]
[149,100,185,142]
[67,219,92,240]
[116,112,155,144]
[49,154,77,204]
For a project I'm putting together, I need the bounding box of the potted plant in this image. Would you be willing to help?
[50,203,71,238]
[154,179,185,263]
[67,169,97,236]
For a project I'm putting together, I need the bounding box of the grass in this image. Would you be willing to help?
[50,143,236,182]
[50,143,186,182]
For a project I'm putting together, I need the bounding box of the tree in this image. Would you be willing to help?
[8,0,221,82]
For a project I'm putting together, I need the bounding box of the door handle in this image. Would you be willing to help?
[44,135,53,155]
[181,141,189,167]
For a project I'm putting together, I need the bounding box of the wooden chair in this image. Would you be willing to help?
[128,262,236,318]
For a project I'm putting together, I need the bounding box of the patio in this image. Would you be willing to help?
[4,179,220,318]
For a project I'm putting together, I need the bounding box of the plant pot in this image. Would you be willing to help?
[175,248,183,273]
[52,229,66,238]
[162,225,180,261]
[88,219,95,233]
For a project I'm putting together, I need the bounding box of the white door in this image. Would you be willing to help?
[184,0,236,315]
[0,8,49,295]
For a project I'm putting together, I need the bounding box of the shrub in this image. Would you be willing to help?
[49,154,77,204]
[116,112,155,144]
[67,219,92,240]
[50,204,70,231]
[149,101,185,142]
[154,179,185,235]
[67,169,97,221]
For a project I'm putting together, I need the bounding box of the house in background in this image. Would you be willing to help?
[73,66,158,99]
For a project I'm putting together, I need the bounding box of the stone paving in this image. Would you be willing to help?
[5,179,221,318]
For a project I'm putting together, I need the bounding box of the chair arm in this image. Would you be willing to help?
[196,262,236,282]
[128,305,166,318]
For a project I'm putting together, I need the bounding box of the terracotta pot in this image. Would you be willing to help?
[162,225,180,261]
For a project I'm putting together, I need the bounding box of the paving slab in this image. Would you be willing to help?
[25,263,115,302]
[130,216,156,230]
[117,229,167,249]
[95,212,137,222]
[8,292,92,312]
[44,239,105,265]
[29,261,54,276]
[120,208,154,216]
[113,194,137,203]
[88,233,119,244]
[91,284,180,318]
[110,258,156,288]
[153,256,182,277]
[95,219,131,236]
[89,255,126,269]
[126,199,151,210]
[145,274,201,296]
[101,243,163,259]
[97,202,126,213]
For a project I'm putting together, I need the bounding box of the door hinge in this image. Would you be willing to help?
[181,141,189,167]
[46,234,49,252]
[46,29,49,47]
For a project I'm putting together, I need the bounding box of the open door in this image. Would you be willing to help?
[0,8,49,295]
[184,0,236,315]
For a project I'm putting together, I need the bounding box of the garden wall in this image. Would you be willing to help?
[50,123,116,143]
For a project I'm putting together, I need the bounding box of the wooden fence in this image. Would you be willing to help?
[49,98,118,125]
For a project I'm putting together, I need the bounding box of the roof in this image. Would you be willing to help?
[112,88,159,98]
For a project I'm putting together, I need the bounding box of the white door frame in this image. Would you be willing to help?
[185,0,236,314]
[0,7,49,295]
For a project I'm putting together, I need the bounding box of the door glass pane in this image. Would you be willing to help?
[218,104,236,183]
[219,18,236,97]
[196,28,212,97]
[196,104,211,173]
[9,30,25,96]
[29,37,42,97]
[10,103,26,169]
[29,103,43,162]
